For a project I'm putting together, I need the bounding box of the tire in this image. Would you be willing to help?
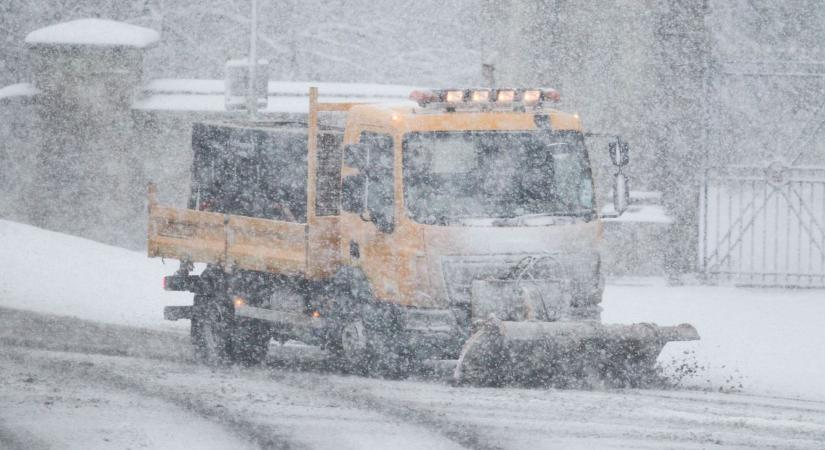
[337,304,410,378]
[322,269,410,377]
[191,294,271,366]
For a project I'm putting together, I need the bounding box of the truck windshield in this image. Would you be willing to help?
[402,130,595,225]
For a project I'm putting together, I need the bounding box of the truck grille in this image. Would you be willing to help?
[440,254,567,305]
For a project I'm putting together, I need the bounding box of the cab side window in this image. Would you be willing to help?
[360,132,395,233]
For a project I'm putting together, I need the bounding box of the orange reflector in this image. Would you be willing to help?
[542,89,561,102]
[233,296,246,308]
[311,310,321,318]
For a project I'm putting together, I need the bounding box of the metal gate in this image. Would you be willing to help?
[700,162,825,287]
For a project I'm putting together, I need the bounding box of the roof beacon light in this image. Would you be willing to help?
[495,89,516,103]
[444,90,465,103]
[470,89,490,102]
[521,89,542,105]
[409,87,560,110]
[409,90,439,106]
[542,89,561,102]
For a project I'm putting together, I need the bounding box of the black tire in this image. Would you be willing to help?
[337,304,410,378]
[191,293,271,366]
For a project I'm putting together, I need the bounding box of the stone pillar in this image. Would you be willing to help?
[650,1,715,278]
[24,19,159,248]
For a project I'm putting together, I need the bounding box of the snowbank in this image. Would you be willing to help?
[1,219,823,401]
[25,19,160,49]
[0,83,40,100]
[0,220,189,330]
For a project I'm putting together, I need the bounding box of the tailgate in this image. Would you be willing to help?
[148,192,308,274]
[148,204,227,264]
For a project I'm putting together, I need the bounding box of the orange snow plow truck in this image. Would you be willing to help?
[149,87,698,386]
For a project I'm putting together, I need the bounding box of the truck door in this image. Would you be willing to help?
[353,132,406,302]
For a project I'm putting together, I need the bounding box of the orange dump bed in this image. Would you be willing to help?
[148,197,308,276]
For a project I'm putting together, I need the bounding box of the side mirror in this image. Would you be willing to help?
[608,140,630,167]
[341,174,366,213]
[613,172,629,215]
[343,143,369,170]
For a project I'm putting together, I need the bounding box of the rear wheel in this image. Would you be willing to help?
[191,293,271,366]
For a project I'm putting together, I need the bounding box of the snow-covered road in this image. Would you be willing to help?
[2,219,825,448]
[2,307,824,449]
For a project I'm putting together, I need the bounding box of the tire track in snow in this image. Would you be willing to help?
[0,308,469,448]
[342,379,825,449]
[0,420,50,450]
[273,371,503,450]
[0,347,301,450]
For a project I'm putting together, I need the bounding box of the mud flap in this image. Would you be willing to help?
[453,317,699,387]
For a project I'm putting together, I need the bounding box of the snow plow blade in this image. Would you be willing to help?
[453,318,699,387]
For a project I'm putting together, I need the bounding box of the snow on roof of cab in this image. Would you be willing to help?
[25,19,160,49]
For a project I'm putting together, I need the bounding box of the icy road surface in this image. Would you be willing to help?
[2,219,825,448]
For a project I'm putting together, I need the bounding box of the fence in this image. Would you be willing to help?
[700,162,825,287]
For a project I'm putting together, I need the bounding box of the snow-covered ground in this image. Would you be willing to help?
[0,219,192,331]
[1,218,824,403]
[605,278,825,401]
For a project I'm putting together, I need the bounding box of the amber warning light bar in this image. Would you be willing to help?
[409,88,560,110]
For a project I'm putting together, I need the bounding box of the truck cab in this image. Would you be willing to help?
[333,94,603,323]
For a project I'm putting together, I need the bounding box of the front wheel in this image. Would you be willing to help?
[336,313,410,378]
